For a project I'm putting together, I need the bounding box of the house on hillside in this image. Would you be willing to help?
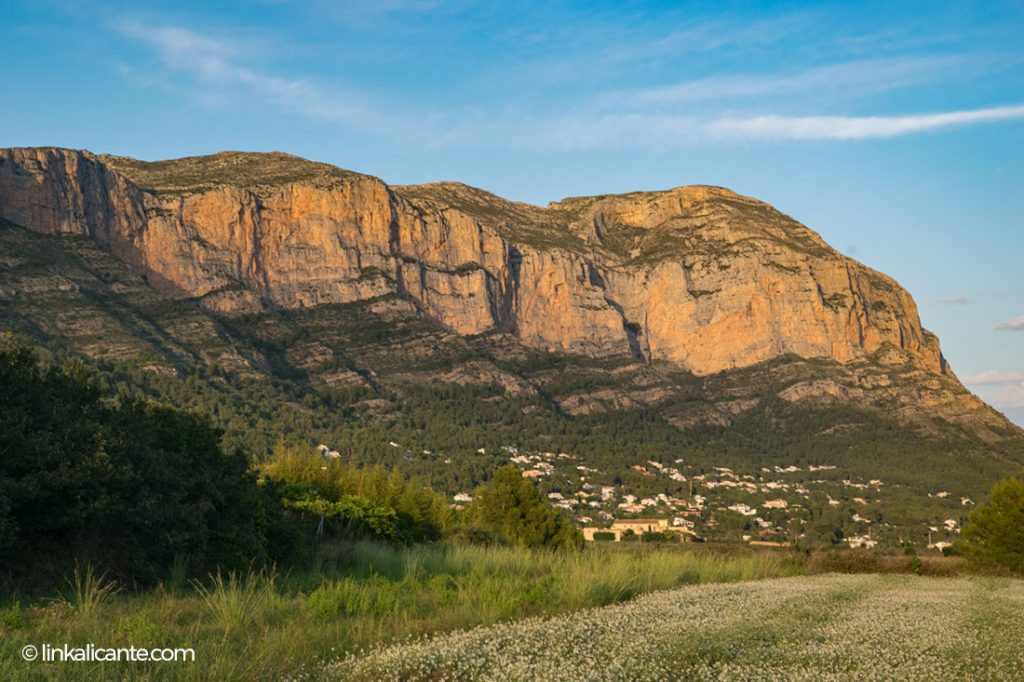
[845,534,877,549]
[727,503,757,517]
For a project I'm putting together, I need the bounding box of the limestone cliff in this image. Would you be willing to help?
[0,148,953,377]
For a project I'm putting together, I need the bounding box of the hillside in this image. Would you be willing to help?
[0,146,1021,546]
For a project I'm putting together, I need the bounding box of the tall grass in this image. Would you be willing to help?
[191,567,279,631]
[3,543,799,681]
[60,561,122,618]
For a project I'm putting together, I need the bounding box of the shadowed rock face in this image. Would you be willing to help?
[0,147,944,379]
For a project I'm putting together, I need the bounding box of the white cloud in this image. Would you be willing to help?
[963,370,1024,386]
[936,296,970,305]
[964,370,1024,410]
[628,55,976,106]
[995,315,1024,331]
[705,105,1024,141]
[973,384,1024,410]
[527,104,1024,151]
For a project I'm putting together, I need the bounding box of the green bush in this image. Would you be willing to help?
[592,531,617,542]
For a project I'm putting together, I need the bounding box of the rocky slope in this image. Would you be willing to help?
[0,146,1016,439]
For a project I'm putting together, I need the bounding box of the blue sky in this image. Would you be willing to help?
[2,0,1022,424]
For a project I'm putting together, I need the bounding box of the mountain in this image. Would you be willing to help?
[0,147,1014,435]
[0,146,1021,543]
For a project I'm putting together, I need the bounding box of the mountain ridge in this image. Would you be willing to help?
[0,146,1018,443]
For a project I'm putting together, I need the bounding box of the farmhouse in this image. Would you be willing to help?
[612,518,670,534]
[582,518,696,542]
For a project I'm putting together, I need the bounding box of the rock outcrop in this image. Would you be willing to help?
[0,147,947,379]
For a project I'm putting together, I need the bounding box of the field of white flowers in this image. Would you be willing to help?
[332,574,1024,681]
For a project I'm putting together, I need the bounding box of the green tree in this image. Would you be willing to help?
[471,465,581,549]
[959,475,1024,573]
[0,336,282,588]
[260,443,451,544]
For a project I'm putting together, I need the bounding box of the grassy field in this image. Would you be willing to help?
[0,542,798,681]
[339,573,1024,681]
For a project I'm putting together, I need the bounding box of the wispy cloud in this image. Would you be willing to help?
[964,370,1024,410]
[112,19,404,135]
[995,315,1024,331]
[706,105,1024,141]
[936,295,970,305]
[604,12,815,65]
[963,369,1024,385]
[527,104,1024,150]
[109,19,1024,150]
[628,55,982,105]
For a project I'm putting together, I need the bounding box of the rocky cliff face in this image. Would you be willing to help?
[0,147,947,379]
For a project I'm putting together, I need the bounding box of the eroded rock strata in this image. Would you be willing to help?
[0,147,945,379]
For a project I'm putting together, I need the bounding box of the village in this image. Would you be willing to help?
[435,445,972,550]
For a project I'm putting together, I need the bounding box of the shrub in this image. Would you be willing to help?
[592,531,617,542]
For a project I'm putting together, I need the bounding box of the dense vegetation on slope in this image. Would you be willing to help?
[0,337,278,588]
[2,218,1023,550]
[22,334,1019,500]
[0,335,593,592]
